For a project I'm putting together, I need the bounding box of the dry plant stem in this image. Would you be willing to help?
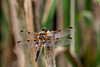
[56,0,63,29]
[44,32,56,67]
[41,0,53,24]
[1,0,16,66]
[9,0,25,67]
[24,0,38,67]
[44,46,56,67]
[34,0,44,31]
[55,47,83,67]
[70,0,75,54]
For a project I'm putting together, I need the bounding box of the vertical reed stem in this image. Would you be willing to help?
[9,0,25,67]
[44,34,56,67]
[70,0,75,55]
[41,0,53,24]
[44,47,56,67]
[24,0,38,67]
[56,0,67,67]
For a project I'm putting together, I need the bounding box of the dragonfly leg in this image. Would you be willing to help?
[35,41,39,47]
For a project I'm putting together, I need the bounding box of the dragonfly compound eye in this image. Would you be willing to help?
[41,27,48,32]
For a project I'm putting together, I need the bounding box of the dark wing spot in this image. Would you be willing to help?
[27,40,30,42]
[56,38,59,40]
[69,27,73,29]
[58,30,61,32]
[28,32,30,34]
[20,30,23,32]
[17,41,21,43]
[34,40,36,41]
[68,37,72,39]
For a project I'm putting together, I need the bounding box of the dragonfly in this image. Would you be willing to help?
[17,27,73,62]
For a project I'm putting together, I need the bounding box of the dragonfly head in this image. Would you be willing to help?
[41,27,48,32]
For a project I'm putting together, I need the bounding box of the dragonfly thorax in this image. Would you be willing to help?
[39,32,46,40]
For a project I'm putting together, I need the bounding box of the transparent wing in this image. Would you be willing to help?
[44,27,73,47]
[19,29,38,39]
[44,37,72,47]
[52,27,74,38]
[16,39,36,49]
[54,37,72,47]
[44,30,72,47]
[44,40,54,47]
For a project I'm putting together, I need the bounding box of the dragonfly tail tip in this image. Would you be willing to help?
[35,50,40,62]
[35,59,37,62]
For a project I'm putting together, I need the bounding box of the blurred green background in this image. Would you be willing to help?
[0,0,100,67]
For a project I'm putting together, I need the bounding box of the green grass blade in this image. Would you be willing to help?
[62,0,70,27]
[41,0,57,30]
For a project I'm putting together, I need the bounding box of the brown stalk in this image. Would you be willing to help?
[1,0,17,67]
[56,0,63,29]
[44,40,56,67]
[33,0,44,31]
[24,0,38,67]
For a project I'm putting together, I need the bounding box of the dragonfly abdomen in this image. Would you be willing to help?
[35,40,43,62]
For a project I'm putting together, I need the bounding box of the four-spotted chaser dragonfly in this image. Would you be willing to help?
[17,27,73,62]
